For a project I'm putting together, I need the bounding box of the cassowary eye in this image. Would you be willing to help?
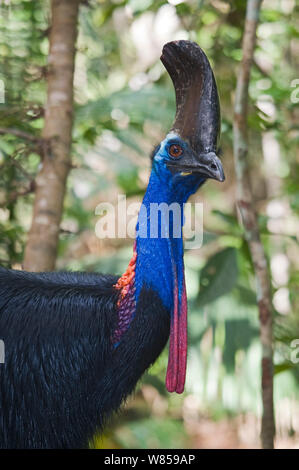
[169,144,183,158]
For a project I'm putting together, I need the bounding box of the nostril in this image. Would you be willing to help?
[210,163,217,170]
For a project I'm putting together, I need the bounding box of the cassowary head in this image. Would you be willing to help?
[152,40,225,191]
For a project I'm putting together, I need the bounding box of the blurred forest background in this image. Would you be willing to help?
[0,0,298,449]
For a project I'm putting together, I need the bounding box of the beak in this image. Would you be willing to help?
[192,152,225,182]
[167,150,225,182]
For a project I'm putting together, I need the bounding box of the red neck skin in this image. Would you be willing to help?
[165,266,188,394]
[112,243,137,346]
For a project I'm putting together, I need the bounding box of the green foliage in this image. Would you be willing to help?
[0,0,298,448]
[197,247,239,307]
[114,417,187,449]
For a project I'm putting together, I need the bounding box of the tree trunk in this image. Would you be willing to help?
[23,0,80,272]
[233,0,275,449]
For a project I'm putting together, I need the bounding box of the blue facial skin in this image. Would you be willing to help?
[134,134,205,311]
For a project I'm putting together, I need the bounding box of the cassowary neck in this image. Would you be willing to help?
[115,165,204,316]
[114,170,187,312]
[114,167,203,393]
[134,170,187,310]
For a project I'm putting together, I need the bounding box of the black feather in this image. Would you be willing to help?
[0,268,169,448]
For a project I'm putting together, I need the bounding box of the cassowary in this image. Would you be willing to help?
[0,40,225,448]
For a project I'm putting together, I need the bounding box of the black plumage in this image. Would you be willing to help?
[0,268,169,448]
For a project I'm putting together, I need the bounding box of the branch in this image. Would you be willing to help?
[8,153,34,182]
[0,150,36,208]
[233,0,275,449]
[23,0,80,272]
[0,127,40,143]
[0,182,35,208]
[253,58,270,77]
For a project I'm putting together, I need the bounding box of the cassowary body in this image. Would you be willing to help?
[0,41,224,448]
[0,270,169,448]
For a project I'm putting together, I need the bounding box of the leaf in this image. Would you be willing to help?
[129,0,153,15]
[223,319,257,372]
[234,284,257,305]
[82,127,98,144]
[274,363,294,376]
[197,247,239,307]
[116,167,144,197]
[212,209,243,236]
[212,209,239,228]
[202,231,219,245]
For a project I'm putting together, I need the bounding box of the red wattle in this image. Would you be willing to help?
[166,278,187,394]
[166,281,179,392]
[177,280,187,394]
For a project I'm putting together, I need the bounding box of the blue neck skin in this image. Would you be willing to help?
[134,139,205,312]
